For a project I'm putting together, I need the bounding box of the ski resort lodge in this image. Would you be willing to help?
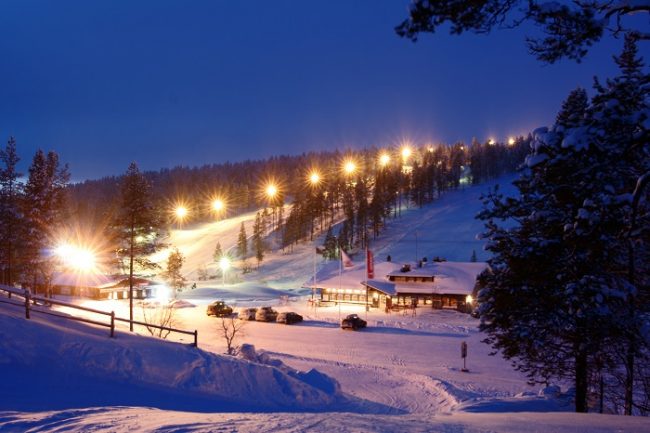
[311,260,487,311]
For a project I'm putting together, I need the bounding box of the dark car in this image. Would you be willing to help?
[206,300,234,317]
[276,312,303,325]
[341,314,367,330]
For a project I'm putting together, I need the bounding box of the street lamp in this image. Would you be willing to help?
[212,198,224,212]
[343,160,357,176]
[309,171,321,186]
[401,146,412,162]
[211,198,225,220]
[265,183,278,230]
[174,205,188,229]
[219,256,230,287]
[379,153,390,168]
[508,137,516,146]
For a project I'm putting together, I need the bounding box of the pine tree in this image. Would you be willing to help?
[213,241,223,262]
[22,150,70,294]
[470,250,477,263]
[0,137,22,285]
[111,162,166,331]
[323,226,337,260]
[237,222,248,259]
[163,247,186,292]
[253,212,265,267]
[477,37,649,413]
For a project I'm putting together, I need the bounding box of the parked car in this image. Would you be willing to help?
[206,300,233,317]
[276,312,303,325]
[341,314,367,330]
[238,307,258,321]
[255,306,279,322]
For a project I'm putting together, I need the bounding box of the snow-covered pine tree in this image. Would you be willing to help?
[22,150,70,294]
[477,36,649,414]
[237,222,247,259]
[253,212,265,267]
[111,162,165,331]
[163,247,186,292]
[213,241,223,263]
[323,226,337,260]
[0,137,22,285]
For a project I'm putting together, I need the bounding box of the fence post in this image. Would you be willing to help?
[193,330,198,347]
[25,289,30,319]
[110,311,115,338]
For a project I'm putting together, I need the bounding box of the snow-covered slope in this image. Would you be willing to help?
[0,300,353,413]
[154,176,515,297]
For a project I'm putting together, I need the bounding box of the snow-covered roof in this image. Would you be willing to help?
[428,261,488,295]
[363,279,397,296]
[312,260,487,296]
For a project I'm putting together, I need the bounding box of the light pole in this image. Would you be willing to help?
[266,183,278,231]
[219,256,230,287]
[308,170,322,240]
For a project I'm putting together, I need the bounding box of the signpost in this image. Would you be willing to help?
[461,341,469,372]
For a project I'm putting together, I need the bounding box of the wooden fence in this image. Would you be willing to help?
[0,285,198,347]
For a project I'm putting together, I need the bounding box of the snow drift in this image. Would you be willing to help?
[0,301,348,413]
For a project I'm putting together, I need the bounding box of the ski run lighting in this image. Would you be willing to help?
[379,153,390,167]
[266,184,278,199]
[212,199,224,212]
[401,146,412,161]
[175,206,188,219]
[309,171,321,185]
[343,160,357,175]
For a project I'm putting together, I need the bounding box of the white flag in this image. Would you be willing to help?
[341,249,354,268]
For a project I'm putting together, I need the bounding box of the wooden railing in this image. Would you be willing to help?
[0,285,198,347]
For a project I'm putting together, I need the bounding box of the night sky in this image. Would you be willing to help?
[0,0,639,180]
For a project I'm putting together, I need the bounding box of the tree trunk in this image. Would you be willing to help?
[129,219,135,332]
[624,346,634,415]
[575,349,589,413]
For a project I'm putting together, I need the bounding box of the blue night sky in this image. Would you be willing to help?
[0,1,641,180]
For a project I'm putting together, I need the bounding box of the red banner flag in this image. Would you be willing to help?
[366,249,374,279]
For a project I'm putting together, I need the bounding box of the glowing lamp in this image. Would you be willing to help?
[266,184,278,198]
[343,160,356,175]
[212,199,224,212]
[175,206,188,219]
[219,256,231,272]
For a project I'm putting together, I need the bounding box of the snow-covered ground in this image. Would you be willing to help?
[2,176,649,432]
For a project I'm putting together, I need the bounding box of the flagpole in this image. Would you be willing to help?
[338,241,342,323]
[313,247,317,318]
[365,245,369,321]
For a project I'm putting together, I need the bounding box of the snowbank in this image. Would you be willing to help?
[0,301,347,412]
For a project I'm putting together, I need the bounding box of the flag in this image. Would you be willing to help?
[366,249,374,279]
[341,249,354,268]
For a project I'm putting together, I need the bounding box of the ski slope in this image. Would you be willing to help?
[153,176,510,296]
